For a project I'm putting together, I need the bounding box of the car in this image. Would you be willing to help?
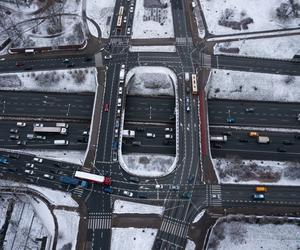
[16,122,26,127]
[118,87,123,95]
[112,152,117,162]
[146,133,155,138]
[34,123,43,127]
[0,58,5,61]
[104,103,109,112]
[8,167,17,172]
[24,66,33,71]
[104,55,112,60]
[83,130,89,136]
[165,134,173,139]
[9,154,20,159]
[186,86,190,93]
[10,134,19,140]
[226,117,236,123]
[169,114,175,120]
[182,191,192,199]
[248,131,259,137]
[123,190,133,197]
[295,134,300,139]
[15,61,24,67]
[26,163,34,168]
[155,184,163,189]
[132,141,141,146]
[137,192,147,199]
[10,128,18,133]
[239,138,249,143]
[112,141,118,150]
[253,193,265,200]
[35,135,46,140]
[129,6,134,12]
[223,131,232,136]
[165,128,173,132]
[17,140,27,146]
[54,162,63,167]
[170,185,180,191]
[187,175,195,183]
[25,169,34,175]
[129,176,140,183]
[126,26,131,35]
[117,109,121,117]
[33,157,43,163]
[297,113,300,121]
[123,16,127,23]
[212,194,220,199]
[43,174,54,180]
[185,97,191,112]
[84,57,92,62]
[114,129,119,138]
[77,137,88,143]
[50,169,59,174]
[0,157,8,164]
[63,59,70,63]
[154,239,162,249]
[66,63,74,68]
[282,140,293,145]
[245,108,255,113]
[212,143,222,149]
[115,119,120,128]
[104,187,113,194]
[136,127,145,132]
[277,147,287,153]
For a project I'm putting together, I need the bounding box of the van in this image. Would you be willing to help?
[117,98,122,107]
[56,122,68,128]
[255,186,267,192]
[249,131,259,137]
[54,140,69,145]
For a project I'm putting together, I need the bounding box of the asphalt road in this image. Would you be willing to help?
[208,99,300,128]
[0,91,94,119]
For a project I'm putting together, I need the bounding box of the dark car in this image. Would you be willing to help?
[212,143,222,149]
[137,192,147,199]
[182,191,192,199]
[54,162,63,167]
[169,114,175,120]
[277,147,287,153]
[77,137,88,143]
[282,140,293,145]
[9,154,20,159]
[10,128,18,133]
[10,134,20,140]
[66,63,74,68]
[187,175,195,184]
[8,167,17,172]
[24,66,33,71]
[154,239,162,249]
[103,187,113,194]
[129,176,140,183]
[239,138,249,143]
[136,127,145,132]
[223,131,232,136]
[84,57,93,62]
[50,169,60,174]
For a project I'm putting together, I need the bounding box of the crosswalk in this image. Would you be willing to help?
[110,37,129,46]
[176,37,193,46]
[209,185,222,206]
[88,212,112,230]
[72,186,84,197]
[81,166,91,172]
[160,216,189,239]
[200,52,211,68]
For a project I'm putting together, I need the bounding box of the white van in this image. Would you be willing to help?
[56,122,68,128]
[117,98,122,107]
[54,140,69,145]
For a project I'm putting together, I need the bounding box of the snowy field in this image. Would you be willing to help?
[207,69,300,102]
[121,153,176,177]
[214,158,300,186]
[0,0,85,54]
[113,200,164,215]
[129,46,176,53]
[208,220,300,250]
[214,35,300,60]
[0,67,96,93]
[54,210,80,250]
[125,66,177,96]
[0,196,10,230]
[132,0,174,39]
[86,0,116,38]
[200,0,300,36]
[186,240,196,250]
[111,228,158,250]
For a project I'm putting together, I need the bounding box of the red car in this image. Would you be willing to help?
[15,61,24,67]
[104,103,109,112]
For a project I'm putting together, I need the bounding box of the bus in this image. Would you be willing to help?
[191,74,198,95]
[74,171,112,186]
[116,15,123,30]
[119,6,124,16]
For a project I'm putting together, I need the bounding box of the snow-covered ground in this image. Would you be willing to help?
[121,153,176,177]
[132,0,174,39]
[111,228,158,250]
[210,125,300,134]
[54,210,80,250]
[214,35,300,60]
[214,158,300,186]
[125,66,177,97]
[0,179,78,207]
[193,209,206,223]
[193,1,206,38]
[0,196,10,230]
[129,46,176,53]
[86,0,116,38]
[200,0,300,36]
[208,220,300,250]
[0,68,96,93]
[207,69,300,102]
[113,200,164,215]
[185,239,196,250]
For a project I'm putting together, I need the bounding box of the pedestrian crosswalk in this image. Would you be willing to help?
[72,187,84,197]
[110,37,129,46]
[88,212,112,230]
[200,52,211,68]
[209,185,222,206]
[176,37,193,46]
[160,216,189,239]
[81,166,91,172]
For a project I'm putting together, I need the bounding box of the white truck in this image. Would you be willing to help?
[33,126,67,135]
[210,135,228,142]
[54,140,69,145]
[257,136,270,144]
[122,130,135,138]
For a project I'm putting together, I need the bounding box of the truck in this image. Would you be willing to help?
[184,72,190,82]
[33,126,67,135]
[59,176,88,188]
[210,135,228,142]
[122,129,135,138]
[257,136,270,144]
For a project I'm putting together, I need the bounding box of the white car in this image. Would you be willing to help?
[26,163,34,168]
[17,122,26,127]
[146,133,155,138]
[25,169,34,175]
[33,157,43,163]
[126,27,131,35]
[165,128,173,132]
[155,184,163,189]
[104,55,112,60]
[118,87,123,95]
[83,131,89,136]
[165,134,173,139]
[129,6,134,13]
[121,64,125,69]
[34,123,43,127]
[123,16,127,23]
[43,174,54,180]
[123,190,133,197]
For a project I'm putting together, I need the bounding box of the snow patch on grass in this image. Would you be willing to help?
[113,200,164,215]
[129,46,176,53]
